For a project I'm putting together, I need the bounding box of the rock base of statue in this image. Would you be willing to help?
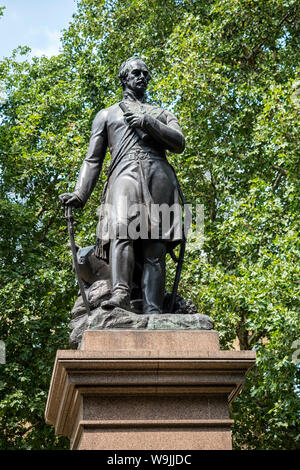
[69,285,210,349]
[70,307,214,349]
[45,328,256,450]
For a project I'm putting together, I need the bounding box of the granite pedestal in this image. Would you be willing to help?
[45,329,255,450]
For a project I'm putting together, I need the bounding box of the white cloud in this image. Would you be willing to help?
[0,82,7,104]
[30,28,61,58]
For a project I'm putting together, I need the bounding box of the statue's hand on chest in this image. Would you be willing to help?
[123,102,166,129]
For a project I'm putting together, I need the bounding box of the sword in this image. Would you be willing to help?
[167,165,190,313]
[168,238,186,313]
[64,205,91,316]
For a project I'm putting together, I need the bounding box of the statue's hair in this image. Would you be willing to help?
[118,56,151,89]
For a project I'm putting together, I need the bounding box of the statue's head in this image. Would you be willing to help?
[118,56,151,94]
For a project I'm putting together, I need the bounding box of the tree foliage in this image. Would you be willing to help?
[0,0,299,449]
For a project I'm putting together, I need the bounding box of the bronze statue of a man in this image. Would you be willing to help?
[60,57,185,315]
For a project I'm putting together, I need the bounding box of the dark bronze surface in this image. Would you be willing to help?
[59,57,186,314]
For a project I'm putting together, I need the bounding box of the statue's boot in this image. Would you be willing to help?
[101,289,131,311]
[142,241,166,315]
[101,239,134,311]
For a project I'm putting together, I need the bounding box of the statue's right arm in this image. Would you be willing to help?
[60,110,108,208]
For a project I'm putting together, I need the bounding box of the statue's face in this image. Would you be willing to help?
[124,60,150,94]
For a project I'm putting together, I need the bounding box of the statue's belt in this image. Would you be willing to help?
[121,149,165,162]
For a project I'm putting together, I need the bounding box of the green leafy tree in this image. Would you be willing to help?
[0,0,299,449]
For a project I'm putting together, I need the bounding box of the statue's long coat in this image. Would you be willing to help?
[73,93,185,259]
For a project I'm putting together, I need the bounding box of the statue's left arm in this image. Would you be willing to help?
[143,111,185,153]
[125,110,185,154]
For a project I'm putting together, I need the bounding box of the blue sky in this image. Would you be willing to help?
[0,0,77,59]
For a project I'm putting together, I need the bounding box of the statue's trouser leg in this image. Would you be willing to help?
[101,239,134,310]
[141,240,166,315]
[111,238,134,295]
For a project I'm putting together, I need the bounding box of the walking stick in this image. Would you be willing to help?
[65,205,91,316]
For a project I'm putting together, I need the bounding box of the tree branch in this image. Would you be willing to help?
[272,171,283,191]
[243,7,297,64]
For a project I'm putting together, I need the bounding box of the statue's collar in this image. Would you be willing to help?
[123,89,146,103]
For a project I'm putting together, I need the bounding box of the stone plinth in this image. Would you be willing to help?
[45,330,255,450]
